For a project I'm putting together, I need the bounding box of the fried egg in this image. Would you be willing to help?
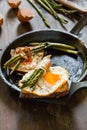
[19,55,69,98]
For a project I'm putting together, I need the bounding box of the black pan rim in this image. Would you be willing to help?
[0,29,87,93]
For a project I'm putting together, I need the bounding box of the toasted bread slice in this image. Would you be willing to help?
[19,65,69,98]
[10,46,44,73]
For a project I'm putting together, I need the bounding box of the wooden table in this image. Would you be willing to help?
[0,1,87,130]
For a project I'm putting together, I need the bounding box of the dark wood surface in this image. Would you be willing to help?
[0,1,87,130]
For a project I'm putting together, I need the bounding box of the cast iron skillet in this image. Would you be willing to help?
[0,15,87,104]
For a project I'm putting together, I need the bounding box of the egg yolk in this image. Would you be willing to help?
[44,72,61,85]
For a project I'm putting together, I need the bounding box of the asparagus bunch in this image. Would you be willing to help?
[21,68,44,90]
[3,55,23,75]
[47,0,76,15]
[31,42,78,55]
[27,0,76,27]
[36,0,68,24]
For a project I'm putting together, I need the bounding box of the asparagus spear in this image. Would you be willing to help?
[37,0,68,24]
[27,0,50,28]
[3,54,22,68]
[31,43,50,53]
[51,46,78,55]
[48,0,76,14]
[31,42,74,48]
[10,59,21,75]
[36,0,51,13]
[48,0,62,8]
[43,0,68,23]
[21,68,44,89]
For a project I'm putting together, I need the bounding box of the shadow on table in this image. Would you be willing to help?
[0,27,2,35]
[6,8,18,19]
[17,22,33,35]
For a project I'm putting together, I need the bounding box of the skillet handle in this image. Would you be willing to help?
[70,13,87,35]
[68,81,87,100]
